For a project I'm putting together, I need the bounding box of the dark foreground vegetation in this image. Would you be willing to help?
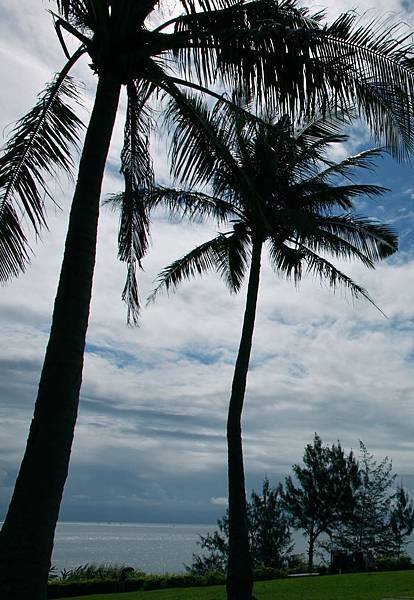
[189,436,414,575]
[47,559,414,598]
[53,571,414,600]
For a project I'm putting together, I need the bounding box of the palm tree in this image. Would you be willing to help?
[144,104,398,599]
[0,1,414,597]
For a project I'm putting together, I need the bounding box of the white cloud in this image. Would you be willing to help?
[211,497,228,506]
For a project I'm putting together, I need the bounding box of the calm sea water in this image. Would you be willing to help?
[51,522,309,575]
[51,522,215,574]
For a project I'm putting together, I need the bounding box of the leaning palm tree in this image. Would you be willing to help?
[142,103,398,599]
[1,1,414,597]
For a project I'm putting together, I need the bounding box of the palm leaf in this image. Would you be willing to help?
[0,205,29,281]
[214,225,251,292]
[147,234,226,303]
[148,226,251,304]
[0,61,84,281]
[114,80,156,324]
[311,215,398,262]
[142,185,240,222]
[315,14,414,156]
[288,183,388,214]
[301,245,382,311]
[268,241,305,284]
[309,148,386,183]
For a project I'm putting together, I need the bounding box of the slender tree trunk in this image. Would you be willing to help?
[308,534,315,573]
[226,237,262,600]
[0,73,121,600]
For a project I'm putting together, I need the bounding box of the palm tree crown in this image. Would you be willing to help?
[148,105,397,304]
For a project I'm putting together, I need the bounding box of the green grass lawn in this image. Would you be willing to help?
[63,571,414,600]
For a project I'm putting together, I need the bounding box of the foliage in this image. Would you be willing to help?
[329,442,397,557]
[249,479,294,569]
[47,571,226,598]
[389,484,414,558]
[49,563,143,582]
[46,570,414,600]
[187,478,293,574]
[376,554,413,571]
[149,104,398,309]
[283,434,360,571]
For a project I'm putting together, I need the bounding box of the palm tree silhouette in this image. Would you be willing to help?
[146,104,398,599]
[0,1,413,596]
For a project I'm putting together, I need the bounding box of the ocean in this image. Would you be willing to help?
[33,522,414,574]
[51,522,215,574]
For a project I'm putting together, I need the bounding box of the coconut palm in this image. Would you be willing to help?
[144,103,398,599]
[0,1,414,597]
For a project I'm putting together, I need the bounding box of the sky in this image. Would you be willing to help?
[1,0,414,525]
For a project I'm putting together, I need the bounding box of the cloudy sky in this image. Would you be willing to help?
[1,0,414,525]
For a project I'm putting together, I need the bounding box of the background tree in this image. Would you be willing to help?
[2,2,414,598]
[330,442,396,558]
[389,483,414,559]
[188,478,292,574]
[284,434,360,572]
[147,102,398,598]
[249,478,293,569]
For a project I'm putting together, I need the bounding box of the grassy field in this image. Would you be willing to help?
[63,571,414,600]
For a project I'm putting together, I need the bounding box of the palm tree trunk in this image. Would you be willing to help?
[0,73,121,600]
[226,236,262,600]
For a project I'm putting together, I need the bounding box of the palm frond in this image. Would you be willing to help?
[163,88,225,188]
[309,148,386,183]
[54,0,93,29]
[289,183,388,214]
[142,185,240,222]
[300,245,382,311]
[109,190,151,325]
[179,0,236,14]
[147,234,225,303]
[268,240,304,284]
[269,236,379,309]
[169,0,326,111]
[148,224,250,304]
[121,81,155,191]
[0,205,29,281]
[168,1,414,154]
[161,85,266,224]
[0,66,84,281]
[214,225,250,292]
[315,13,414,156]
[114,80,156,324]
[312,215,398,263]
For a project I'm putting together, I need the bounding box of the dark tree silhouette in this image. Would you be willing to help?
[284,433,360,571]
[145,102,398,598]
[389,483,414,559]
[188,477,292,574]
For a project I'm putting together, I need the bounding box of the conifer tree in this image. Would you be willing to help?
[387,483,414,559]
[283,434,359,571]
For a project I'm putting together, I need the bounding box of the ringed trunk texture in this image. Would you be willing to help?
[0,73,121,600]
[226,238,262,600]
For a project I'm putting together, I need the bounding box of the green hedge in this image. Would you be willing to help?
[376,555,413,572]
[47,572,227,598]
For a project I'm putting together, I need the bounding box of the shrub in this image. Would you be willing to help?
[376,555,413,571]
[253,566,287,581]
